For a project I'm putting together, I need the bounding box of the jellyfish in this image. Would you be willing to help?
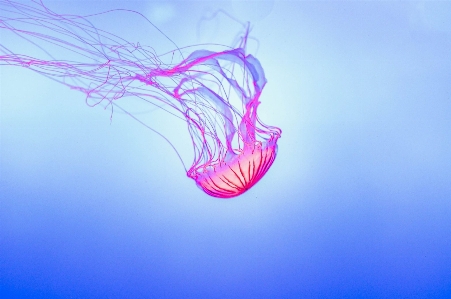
[0,0,282,198]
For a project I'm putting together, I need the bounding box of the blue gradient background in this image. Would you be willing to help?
[1,1,451,298]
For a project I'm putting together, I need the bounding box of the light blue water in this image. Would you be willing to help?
[1,1,450,298]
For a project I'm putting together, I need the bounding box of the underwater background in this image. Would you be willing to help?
[1,0,450,298]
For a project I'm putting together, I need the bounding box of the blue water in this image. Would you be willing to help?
[1,1,450,298]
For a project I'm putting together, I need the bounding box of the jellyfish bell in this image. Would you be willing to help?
[0,0,281,198]
[191,140,278,198]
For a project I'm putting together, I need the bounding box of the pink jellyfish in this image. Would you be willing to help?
[0,0,281,198]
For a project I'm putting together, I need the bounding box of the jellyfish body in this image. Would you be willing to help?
[168,49,281,198]
[0,0,281,198]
